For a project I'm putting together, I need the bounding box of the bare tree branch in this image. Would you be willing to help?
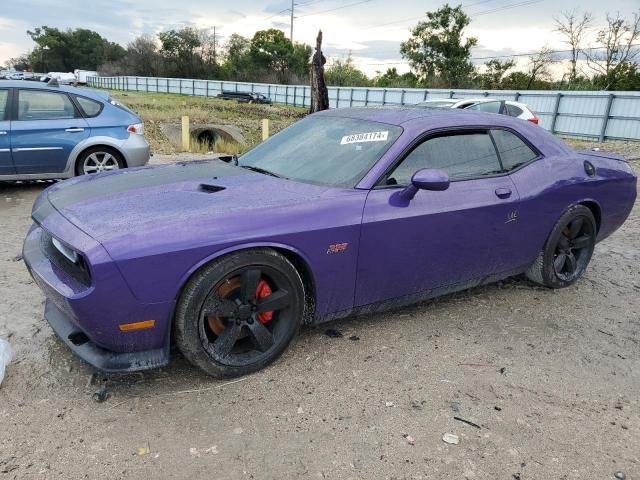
[584,11,640,76]
[554,10,592,82]
[526,46,557,89]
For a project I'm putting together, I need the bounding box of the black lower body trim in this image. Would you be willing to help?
[45,299,169,373]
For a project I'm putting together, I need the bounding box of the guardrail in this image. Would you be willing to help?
[88,76,640,142]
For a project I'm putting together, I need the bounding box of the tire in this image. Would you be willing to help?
[174,249,305,377]
[75,147,124,175]
[526,205,596,288]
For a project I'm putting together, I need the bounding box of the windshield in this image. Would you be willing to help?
[238,115,402,187]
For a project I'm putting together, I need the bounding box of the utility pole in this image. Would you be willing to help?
[290,0,294,42]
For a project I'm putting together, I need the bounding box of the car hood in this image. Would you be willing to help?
[34,159,342,256]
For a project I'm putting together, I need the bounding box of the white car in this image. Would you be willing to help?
[41,72,77,85]
[417,98,539,124]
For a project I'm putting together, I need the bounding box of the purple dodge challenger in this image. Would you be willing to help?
[23,108,637,377]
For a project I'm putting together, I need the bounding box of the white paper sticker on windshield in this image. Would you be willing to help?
[340,131,389,145]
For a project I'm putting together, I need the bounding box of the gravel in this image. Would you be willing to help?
[0,154,638,479]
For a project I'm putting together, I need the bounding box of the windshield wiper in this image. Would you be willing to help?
[240,165,284,178]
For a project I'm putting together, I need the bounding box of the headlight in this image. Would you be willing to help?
[52,237,79,264]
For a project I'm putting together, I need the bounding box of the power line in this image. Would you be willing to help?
[359,42,640,66]
[296,0,375,18]
[360,0,498,30]
[360,0,542,31]
[262,7,293,22]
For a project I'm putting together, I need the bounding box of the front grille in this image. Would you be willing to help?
[40,231,92,287]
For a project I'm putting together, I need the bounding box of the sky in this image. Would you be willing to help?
[1,0,638,77]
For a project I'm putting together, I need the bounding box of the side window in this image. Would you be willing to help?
[466,101,504,114]
[17,90,76,121]
[0,90,7,121]
[75,96,103,117]
[491,129,538,171]
[505,104,523,117]
[387,132,502,185]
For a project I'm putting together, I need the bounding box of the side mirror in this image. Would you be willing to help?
[399,168,450,200]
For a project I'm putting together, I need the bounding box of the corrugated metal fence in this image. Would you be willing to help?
[88,76,640,142]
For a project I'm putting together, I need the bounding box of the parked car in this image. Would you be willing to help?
[0,80,150,180]
[217,90,272,104]
[9,72,26,80]
[74,70,98,85]
[40,72,76,85]
[23,108,636,377]
[417,98,540,124]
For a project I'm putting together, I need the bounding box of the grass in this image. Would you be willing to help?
[105,90,640,160]
[107,90,307,154]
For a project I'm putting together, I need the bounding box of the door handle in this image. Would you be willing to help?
[495,187,512,199]
[65,127,85,132]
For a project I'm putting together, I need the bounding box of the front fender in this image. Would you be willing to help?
[173,241,317,302]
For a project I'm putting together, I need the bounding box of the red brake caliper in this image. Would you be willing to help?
[256,280,274,324]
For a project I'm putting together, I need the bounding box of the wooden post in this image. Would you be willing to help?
[310,30,329,113]
[181,116,190,152]
[262,119,270,140]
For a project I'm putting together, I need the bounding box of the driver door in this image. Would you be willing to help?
[355,129,521,307]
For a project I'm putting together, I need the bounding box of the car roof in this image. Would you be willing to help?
[315,106,508,127]
[0,80,108,101]
[316,106,568,154]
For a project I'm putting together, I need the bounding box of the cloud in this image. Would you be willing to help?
[1,0,637,78]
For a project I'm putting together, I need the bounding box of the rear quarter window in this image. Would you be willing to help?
[491,129,539,171]
[506,104,523,117]
[75,96,103,117]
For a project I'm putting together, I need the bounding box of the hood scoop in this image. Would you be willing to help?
[199,183,226,193]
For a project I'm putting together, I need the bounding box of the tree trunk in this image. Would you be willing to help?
[310,30,329,113]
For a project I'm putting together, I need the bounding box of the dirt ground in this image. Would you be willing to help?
[1,149,639,480]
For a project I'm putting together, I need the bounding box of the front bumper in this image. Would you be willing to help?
[44,299,167,373]
[23,208,173,372]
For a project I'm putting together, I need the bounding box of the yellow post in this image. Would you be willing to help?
[262,119,270,141]
[181,116,190,152]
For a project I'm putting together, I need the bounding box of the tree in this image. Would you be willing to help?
[250,29,294,82]
[585,11,640,90]
[221,34,252,80]
[400,4,477,87]
[500,71,532,90]
[554,10,592,84]
[5,54,31,71]
[158,28,203,78]
[27,26,125,72]
[249,29,310,83]
[475,59,515,89]
[525,47,557,89]
[325,54,370,86]
[121,35,162,76]
[372,68,419,88]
